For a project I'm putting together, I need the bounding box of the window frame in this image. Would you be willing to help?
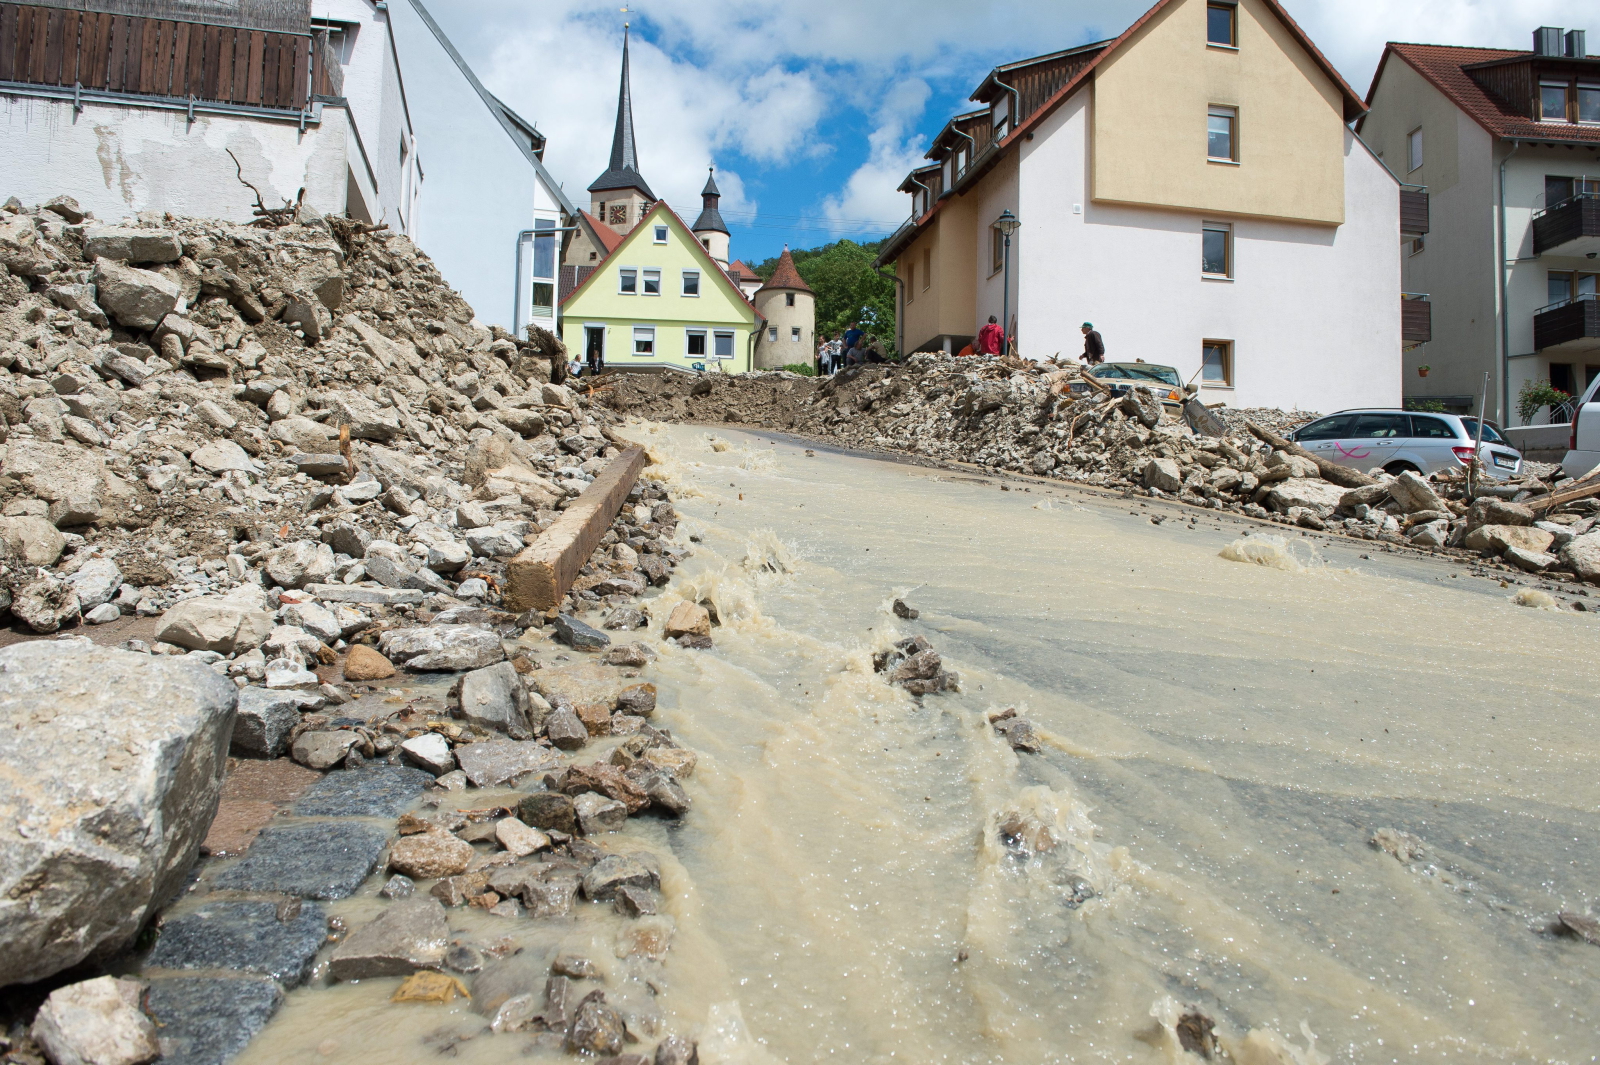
[921,246,932,290]
[641,268,661,297]
[653,224,669,244]
[992,227,1005,275]
[905,261,915,303]
[681,269,701,297]
[1201,222,1232,279]
[1207,105,1238,163]
[618,267,638,295]
[1579,83,1600,125]
[767,326,779,343]
[712,330,735,360]
[1406,127,1423,172]
[1540,80,1571,122]
[632,325,655,356]
[785,292,796,307]
[1201,340,1233,388]
[1206,2,1237,48]
[685,328,707,357]
[791,326,802,342]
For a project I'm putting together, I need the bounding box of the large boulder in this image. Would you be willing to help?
[155,591,274,654]
[265,541,336,589]
[84,226,183,263]
[1388,470,1447,515]
[453,661,532,738]
[0,515,66,566]
[0,643,238,987]
[1463,524,1554,555]
[91,259,182,331]
[1559,531,1600,582]
[1142,457,1182,494]
[1,438,136,529]
[1266,479,1348,514]
[379,625,505,672]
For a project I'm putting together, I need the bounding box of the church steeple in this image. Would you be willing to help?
[691,167,728,236]
[588,25,654,201]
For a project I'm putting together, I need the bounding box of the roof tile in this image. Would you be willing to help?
[1380,43,1600,144]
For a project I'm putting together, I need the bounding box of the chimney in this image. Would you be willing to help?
[1534,26,1563,56]
[1565,29,1587,58]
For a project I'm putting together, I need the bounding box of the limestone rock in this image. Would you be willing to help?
[30,976,160,1065]
[388,827,474,880]
[67,556,123,610]
[91,259,181,330]
[454,661,531,737]
[380,624,505,672]
[573,792,628,834]
[0,643,237,986]
[1387,470,1447,514]
[84,226,183,263]
[0,515,67,566]
[495,817,550,857]
[343,644,396,681]
[1464,524,1554,555]
[400,733,455,775]
[231,688,304,758]
[663,602,711,639]
[1265,479,1347,514]
[1559,532,1600,582]
[13,575,81,633]
[266,541,337,589]
[454,739,559,788]
[328,897,449,980]
[155,593,274,654]
[1143,457,1182,493]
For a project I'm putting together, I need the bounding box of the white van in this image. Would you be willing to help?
[1563,377,1600,480]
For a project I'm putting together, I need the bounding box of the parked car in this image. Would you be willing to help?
[1287,409,1523,480]
[1562,376,1600,481]
[1065,362,1187,409]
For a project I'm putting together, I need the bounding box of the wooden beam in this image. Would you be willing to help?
[244,29,263,104]
[0,5,18,84]
[504,447,649,614]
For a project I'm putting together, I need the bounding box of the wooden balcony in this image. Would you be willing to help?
[1400,189,1429,235]
[1534,294,1600,355]
[1533,194,1600,257]
[1402,293,1431,344]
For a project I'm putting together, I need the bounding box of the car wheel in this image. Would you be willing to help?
[1384,461,1420,475]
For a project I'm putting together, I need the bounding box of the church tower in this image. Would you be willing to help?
[587,26,654,231]
[691,168,730,268]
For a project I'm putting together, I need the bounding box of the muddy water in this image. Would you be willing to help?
[239,423,1600,1064]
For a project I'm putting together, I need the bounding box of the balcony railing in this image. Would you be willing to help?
[1400,187,1429,235]
[1532,193,1600,256]
[1534,291,1600,351]
[1402,292,1432,344]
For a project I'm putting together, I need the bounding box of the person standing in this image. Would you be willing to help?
[842,321,864,367]
[1079,322,1105,366]
[977,315,1003,356]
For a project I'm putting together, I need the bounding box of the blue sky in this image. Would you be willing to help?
[424,0,1599,265]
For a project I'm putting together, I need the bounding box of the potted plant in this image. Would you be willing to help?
[1418,365,1431,378]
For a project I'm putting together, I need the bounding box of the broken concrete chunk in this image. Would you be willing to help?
[328,897,449,981]
[30,976,160,1065]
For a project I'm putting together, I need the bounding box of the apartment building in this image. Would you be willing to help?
[1361,26,1600,424]
[877,0,1408,413]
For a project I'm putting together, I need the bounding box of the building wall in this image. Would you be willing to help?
[752,289,814,369]
[0,93,348,222]
[1092,0,1346,226]
[970,154,1020,342]
[561,209,756,373]
[1019,92,1400,411]
[899,196,979,352]
[315,0,415,234]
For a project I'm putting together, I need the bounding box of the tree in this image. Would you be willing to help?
[752,239,897,354]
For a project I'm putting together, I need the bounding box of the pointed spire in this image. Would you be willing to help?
[692,164,728,235]
[588,25,655,199]
[757,246,812,295]
[701,166,720,198]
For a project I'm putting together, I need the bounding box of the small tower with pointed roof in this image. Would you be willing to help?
[751,246,816,370]
[692,167,730,268]
[588,25,654,232]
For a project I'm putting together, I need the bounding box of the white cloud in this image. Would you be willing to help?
[821,78,933,236]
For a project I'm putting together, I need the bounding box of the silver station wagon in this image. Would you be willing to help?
[1287,409,1524,480]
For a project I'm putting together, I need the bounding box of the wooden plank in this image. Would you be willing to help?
[200,24,221,100]
[504,448,650,614]
[169,21,189,96]
[207,26,230,101]
[136,18,158,94]
[231,28,251,103]
[25,4,46,83]
[182,18,202,95]
[82,11,109,89]
[123,17,147,92]
[0,5,20,84]
[105,14,127,92]
[244,29,263,104]
[288,34,308,109]
[40,8,63,85]
[152,19,175,96]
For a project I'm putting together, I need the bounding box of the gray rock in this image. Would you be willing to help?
[455,501,491,529]
[189,440,257,475]
[455,661,531,737]
[30,976,160,1065]
[291,730,358,770]
[266,540,337,589]
[1388,470,1448,514]
[518,791,578,835]
[554,614,610,651]
[86,602,123,624]
[281,600,342,643]
[290,452,347,477]
[573,792,628,834]
[13,575,81,633]
[643,773,691,816]
[0,644,237,986]
[467,527,524,557]
[566,992,625,1056]
[211,820,388,900]
[43,194,86,223]
[400,732,455,775]
[426,540,472,573]
[1560,531,1600,583]
[143,974,282,1065]
[0,515,66,565]
[380,874,415,900]
[454,739,560,788]
[146,899,327,987]
[304,583,425,607]
[85,226,183,263]
[289,767,431,817]
[655,1035,701,1065]
[361,553,415,589]
[1143,457,1182,493]
[155,593,274,654]
[380,624,506,671]
[67,556,123,610]
[91,258,181,330]
[581,854,655,900]
[544,704,588,750]
[324,523,372,558]
[603,607,649,630]
[328,896,449,980]
[231,688,304,758]
[614,883,658,917]
[1505,544,1557,572]
[455,577,490,599]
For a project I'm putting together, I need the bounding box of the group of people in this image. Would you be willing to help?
[963,318,1104,365]
[815,322,887,375]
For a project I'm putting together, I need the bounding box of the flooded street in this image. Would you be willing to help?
[242,421,1600,1064]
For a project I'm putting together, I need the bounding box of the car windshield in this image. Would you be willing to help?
[1094,364,1181,386]
[1459,419,1506,444]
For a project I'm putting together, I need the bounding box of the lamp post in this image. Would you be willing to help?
[993,209,1020,354]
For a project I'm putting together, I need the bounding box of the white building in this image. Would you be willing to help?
[1360,27,1600,427]
[876,0,1407,414]
[0,0,572,332]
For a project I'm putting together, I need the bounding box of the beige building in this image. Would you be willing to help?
[752,248,816,370]
[876,0,1408,412]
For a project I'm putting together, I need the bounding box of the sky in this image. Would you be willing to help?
[422,0,1600,264]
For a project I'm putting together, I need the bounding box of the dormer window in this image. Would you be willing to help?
[1542,80,1570,120]
[1581,83,1600,123]
[992,97,1010,139]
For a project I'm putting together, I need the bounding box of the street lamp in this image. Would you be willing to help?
[992,209,1020,355]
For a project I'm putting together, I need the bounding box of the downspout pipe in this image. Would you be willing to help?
[1498,139,1521,426]
[875,267,905,358]
[993,76,1021,141]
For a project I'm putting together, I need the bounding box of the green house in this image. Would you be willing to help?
[560,202,762,373]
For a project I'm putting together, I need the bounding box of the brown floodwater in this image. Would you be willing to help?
[233,421,1600,1064]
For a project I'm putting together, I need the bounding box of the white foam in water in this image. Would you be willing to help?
[1218,533,1326,573]
[1511,587,1560,610]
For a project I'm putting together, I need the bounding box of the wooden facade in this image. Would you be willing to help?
[0,1,335,109]
[1400,188,1429,235]
[1401,295,1433,344]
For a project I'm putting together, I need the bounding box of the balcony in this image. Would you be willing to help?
[1532,194,1600,257]
[1534,292,1600,355]
[1400,188,1429,235]
[1402,292,1432,345]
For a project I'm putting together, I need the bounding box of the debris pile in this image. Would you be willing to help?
[873,634,959,695]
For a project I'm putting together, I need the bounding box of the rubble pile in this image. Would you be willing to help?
[605,354,1600,587]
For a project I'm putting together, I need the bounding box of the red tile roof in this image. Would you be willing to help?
[580,210,626,255]
[1369,43,1600,144]
[725,260,760,283]
[756,248,812,294]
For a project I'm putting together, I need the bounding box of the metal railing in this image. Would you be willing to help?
[1532,189,1599,220]
[1401,291,1430,301]
[1536,290,1599,315]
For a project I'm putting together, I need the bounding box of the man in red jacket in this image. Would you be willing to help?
[977,315,1004,356]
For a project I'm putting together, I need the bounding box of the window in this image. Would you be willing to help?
[921,246,931,290]
[1351,413,1408,438]
[682,270,700,297]
[653,225,668,244]
[1206,2,1235,46]
[618,267,637,295]
[531,219,556,318]
[1410,235,1425,256]
[598,201,606,217]
[905,261,915,302]
[609,204,627,226]
[1549,271,1572,306]
[1550,362,1575,397]
[1201,340,1232,386]
[791,326,801,342]
[1581,84,1600,124]
[1207,106,1237,161]
[1407,127,1423,172]
[768,327,778,343]
[702,237,711,250]
[713,331,735,359]
[1409,416,1455,439]
[992,227,1004,273]
[1541,81,1569,121]
[685,329,707,357]
[1295,415,1355,441]
[642,268,661,296]
[1201,223,1231,276]
[633,326,655,355]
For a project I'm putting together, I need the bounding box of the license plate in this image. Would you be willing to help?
[1491,453,1516,468]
